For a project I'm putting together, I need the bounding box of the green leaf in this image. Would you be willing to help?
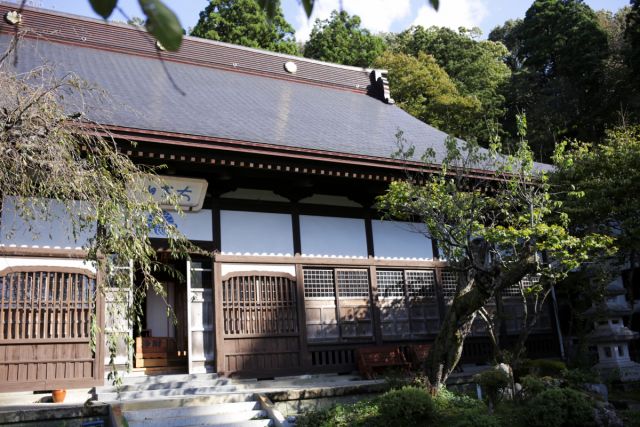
[301,0,315,17]
[429,0,439,10]
[89,0,117,19]
[138,0,183,51]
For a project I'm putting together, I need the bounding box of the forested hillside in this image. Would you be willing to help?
[189,0,640,162]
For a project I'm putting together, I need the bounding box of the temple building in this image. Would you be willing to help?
[0,3,559,392]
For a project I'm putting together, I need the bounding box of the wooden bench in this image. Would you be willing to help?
[407,343,432,370]
[356,346,410,379]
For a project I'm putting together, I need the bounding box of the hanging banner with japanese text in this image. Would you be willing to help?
[144,176,208,212]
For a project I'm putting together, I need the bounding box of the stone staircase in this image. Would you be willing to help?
[97,374,278,427]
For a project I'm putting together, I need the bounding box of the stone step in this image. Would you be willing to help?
[184,421,272,427]
[98,385,243,401]
[121,373,220,385]
[101,378,235,393]
[112,392,259,412]
[126,409,267,427]
[125,401,261,422]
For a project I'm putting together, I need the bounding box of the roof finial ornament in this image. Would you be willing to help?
[370,70,394,105]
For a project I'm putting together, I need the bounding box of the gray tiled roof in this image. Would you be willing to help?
[2,35,457,164]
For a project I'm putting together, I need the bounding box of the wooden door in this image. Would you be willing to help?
[219,272,300,376]
[0,267,104,391]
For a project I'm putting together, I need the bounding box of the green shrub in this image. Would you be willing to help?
[527,359,567,377]
[474,367,511,408]
[525,387,596,427]
[295,400,379,427]
[433,388,500,427]
[561,368,600,388]
[376,386,435,426]
[433,388,484,412]
[295,406,333,427]
[519,374,556,399]
[449,408,501,427]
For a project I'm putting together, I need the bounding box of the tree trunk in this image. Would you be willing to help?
[425,248,537,392]
[425,281,490,391]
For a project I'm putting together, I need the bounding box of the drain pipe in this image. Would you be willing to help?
[550,284,566,360]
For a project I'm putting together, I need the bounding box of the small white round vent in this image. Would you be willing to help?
[284,61,297,74]
[4,11,22,25]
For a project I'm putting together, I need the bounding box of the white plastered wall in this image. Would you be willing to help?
[300,215,367,258]
[0,197,94,250]
[220,210,294,256]
[372,220,433,260]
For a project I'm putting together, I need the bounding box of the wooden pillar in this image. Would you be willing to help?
[213,261,225,374]
[369,265,383,345]
[295,263,311,369]
[95,266,106,383]
[434,267,447,324]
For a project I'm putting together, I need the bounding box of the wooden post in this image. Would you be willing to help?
[369,266,383,345]
[186,260,193,374]
[295,263,310,369]
[213,261,225,374]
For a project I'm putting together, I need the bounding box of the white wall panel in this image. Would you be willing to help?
[220,264,296,276]
[149,209,213,241]
[0,197,94,249]
[221,210,293,256]
[300,215,367,258]
[372,220,433,260]
[0,257,96,272]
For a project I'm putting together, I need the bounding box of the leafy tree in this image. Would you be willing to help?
[303,10,386,67]
[595,7,640,127]
[0,46,199,381]
[626,0,640,99]
[190,0,298,55]
[502,0,609,161]
[391,26,511,146]
[372,51,480,139]
[376,120,612,390]
[552,126,640,289]
[488,19,524,72]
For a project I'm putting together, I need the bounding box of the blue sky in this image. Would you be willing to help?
[29,0,631,41]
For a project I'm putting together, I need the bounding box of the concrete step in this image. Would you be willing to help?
[126,409,267,427]
[125,401,261,422]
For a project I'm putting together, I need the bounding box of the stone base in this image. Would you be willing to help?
[596,362,640,382]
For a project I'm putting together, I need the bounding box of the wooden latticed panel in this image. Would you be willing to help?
[220,272,300,375]
[222,273,298,336]
[0,266,104,391]
[377,269,439,339]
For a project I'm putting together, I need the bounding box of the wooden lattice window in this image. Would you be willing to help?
[0,268,96,341]
[303,269,335,298]
[441,270,459,299]
[303,267,373,342]
[222,272,298,336]
[502,274,541,297]
[376,269,439,338]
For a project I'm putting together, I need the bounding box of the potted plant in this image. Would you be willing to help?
[51,389,66,403]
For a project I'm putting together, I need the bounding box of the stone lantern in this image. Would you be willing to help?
[587,276,640,381]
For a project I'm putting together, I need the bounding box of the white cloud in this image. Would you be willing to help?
[295,0,412,42]
[411,0,488,31]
